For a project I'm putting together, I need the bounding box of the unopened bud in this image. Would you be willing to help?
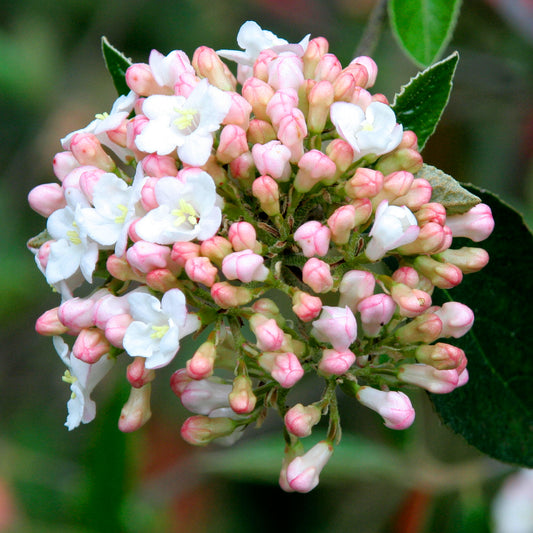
[229,375,256,414]
[186,341,217,380]
[118,384,152,432]
[284,403,321,437]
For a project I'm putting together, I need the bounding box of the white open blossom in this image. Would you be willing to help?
[217,21,310,83]
[134,171,222,245]
[45,191,99,286]
[366,200,420,261]
[330,101,403,161]
[79,166,146,256]
[54,336,114,430]
[148,48,195,89]
[134,79,231,166]
[61,91,137,161]
[122,289,200,369]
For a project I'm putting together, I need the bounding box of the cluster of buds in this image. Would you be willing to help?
[28,21,494,493]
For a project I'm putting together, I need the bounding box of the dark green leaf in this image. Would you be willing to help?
[430,186,533,467]
[416,164,480,214]
[101,37,132,96]
[389,0,462,67]
[392,52,458,151]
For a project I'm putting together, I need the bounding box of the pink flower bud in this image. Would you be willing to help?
[433,302,474,338]
[276,109,307,161]
[416,202,447,226]
[392,178,433,211]
[375,147,424,175]
[319,348,356,375]
[200,236,233,266]
[58,291,106,331]
[53,151,79,181]
[223,92,253,130]
[356,387,415,429]
[35,307,70,336]
[390,283,432,318]
[140,177,159,211]
[186,341,217,380]
[229,152,255,181]
[92,293,130,329]
[394,312,443,345]
[415,343,467,372]
[294,149,336,192]
[292,290,323,322]
[307,80,335,132]
[350,56,378,88]
[72,328,110,364]
[314,53,342,82]
[268,53,305,90]
[126,357,156,388]
[284,403,322,438]
[446,203,495,242]
[126,63,162,96]
[345,168,384,199]
[373,171,414,206]
[338,270,376,311]
[180,415,237,446]
[357,294,396,337]
[252,175,280,215]
[211,282,253,308]
[252,140,292,182]
[69,132,115,171]
[145,268,181,292]
[229,375,256,414]
[253,49,277,81]
[392,266,420,288]
[179,379,232,415]
[398,364,460,394]
[184,256,218,287]
[247,119,277,145]
[397,222,452,255]
[105,313,134,349]
[413,256,463,289]
[228,221,260,252]
[327,205,358,244]
[294,221,331,257]
[326,139,355,175]
[118,384,152,433]
[250,314,284,352]
[436,247,489,274]
[141,154,178,177]
[302,258,333,293]
[170,241,201,267]
[192,46,236,91]
[78,168,107,203]
[222,250,269,283]
[170,368,193,397]
[260,352,304,388]
[350,86,373,109]
[312,306,357,351]
[242,77,275,121]
[216,124,248,164]
[302,36,329,78]
[332,71,357,102]
[286,441,333,493]
[28,183,66,217]
[126,241,171,274]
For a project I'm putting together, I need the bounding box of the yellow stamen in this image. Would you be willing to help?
[151,324,170,339]
[173,108,199,132]
[62,370,77,385]
[114,204,128,225]
[171,199,199,227]
[67,221,81,245]
[95,112,110,120]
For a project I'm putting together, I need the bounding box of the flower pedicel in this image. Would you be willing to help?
[28,20,494,493]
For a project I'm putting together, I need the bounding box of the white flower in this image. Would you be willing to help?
[122,289,200,369]
[330,101,403,160]
[148,48,195,89]
[61,91,137,161]
[54,336,114,430]
[45,192,99,286]
[134,171,222,245]
[134,79,231,166]
[365,200,420,261]
[79,165,145,256]
[217,21,310,83]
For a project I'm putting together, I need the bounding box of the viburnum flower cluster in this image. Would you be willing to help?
[28,21,495,493]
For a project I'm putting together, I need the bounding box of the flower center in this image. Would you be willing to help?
[151,324,169,339]
[95,112,110,121]
[171,199,199,227]
[173,108,200,135]
[361,119,374,132]
[114,204,128,225]
[62,370,77,385]
[66,221,82,245]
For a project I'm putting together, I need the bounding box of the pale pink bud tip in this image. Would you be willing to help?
[286,441,333,493]
[319,349,356,376]
[446,203,495,242]
[356,387,415,430]
[284,404,321,438]
[118,384,152,433]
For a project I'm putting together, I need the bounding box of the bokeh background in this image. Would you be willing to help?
[1,0,532,531]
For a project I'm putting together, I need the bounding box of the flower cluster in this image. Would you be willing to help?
[28,21,494,492]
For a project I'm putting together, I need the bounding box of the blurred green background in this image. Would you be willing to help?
[1,0,532,531]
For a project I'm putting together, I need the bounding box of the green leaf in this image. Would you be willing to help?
[101,37,132,96]
[430,186,533,467]
[388,0,462,67]
[416,164,480,214]
[392,52,458,151]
